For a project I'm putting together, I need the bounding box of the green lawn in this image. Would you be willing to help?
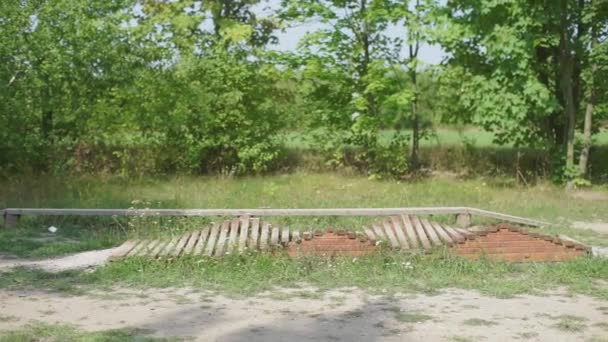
[1,173,607,299]
[281,127,608,149]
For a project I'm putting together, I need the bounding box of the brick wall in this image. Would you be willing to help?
[452,225,587,262]
[286,230,377,257]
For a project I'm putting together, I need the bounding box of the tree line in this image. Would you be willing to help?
[1,0,606,182]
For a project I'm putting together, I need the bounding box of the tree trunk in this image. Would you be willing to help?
[578,33,598,176]
[409,57,419,170]
[558,0,576,171]
[408,0,421,171]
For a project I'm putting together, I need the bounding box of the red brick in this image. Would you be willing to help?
[451,227,586,262]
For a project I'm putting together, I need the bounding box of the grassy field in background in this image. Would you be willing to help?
[281,127,608,149]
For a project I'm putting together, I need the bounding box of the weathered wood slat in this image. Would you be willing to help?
[227,218,240,254]
[400,215,420,248]
[420,218,442,246]
[171,232,192,257]
[140,240,160,256]
[249,217,260,249]
[157,236,180,257]
[455,227,473,237]
[410,216,431,249]
[3,207,470,217]
[443,225,465,242]
[215,220,231,256]
[151,240,170,258]
[110,240,137,260]
[292,230,301,243]
[430,222,455,244]
[363,227,376,242]
[193,227,210,255]
[204,223,221,256]
[238,216,250,252]
[372,224,387,240]
[281,227,290,245]
[260,222,271,250]
[127,240,147,256]
[382,221,400,248]
[270,226,280,247]
[3,207,547,228]
[390,216,409,249]
[178,230,198,255]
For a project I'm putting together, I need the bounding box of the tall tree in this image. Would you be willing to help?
[439,0,608,181]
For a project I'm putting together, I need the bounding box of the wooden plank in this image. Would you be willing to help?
[204,223,221,256]
[382,221,400,248]
[3,207,548,227]
[127,240,147,256]
[110,240,137,260]
[214,220,231,256]
[157,236,181,257]
[270,225,280,247]
[372,224,387,240]
[259,222,271,250]
[281,227,290,245]
[3,207,470,217]
[420,218,442,246]
[140,240,160,256]
[249,218,260,249]
[227,218,240,254]
[181,230,201,255]
[443,225,465,242]
[238,216,250,252]
[455,227,473,237]
[430,222,455,244]
[193,226,211,255]
[401,215,420,248]
[410,216,431,249]
[170,231,192,257]
[292,230,301,243]
[390,216,409,249]
[466,208,547,227]
[363,227,376,242]
[150,240,170,258]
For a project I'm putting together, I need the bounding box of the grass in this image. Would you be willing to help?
[1,172,608,259]
[0,322,179,342]
[462,318,498,326]
[282,127,608,149]
[0,251,606,299]
[394,311,433,323]
[551,314,588,333]
[0,172,607,299]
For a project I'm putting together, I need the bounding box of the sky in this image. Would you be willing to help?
[261,0,447,65]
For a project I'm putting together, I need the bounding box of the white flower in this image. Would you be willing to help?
[48,226,58,233]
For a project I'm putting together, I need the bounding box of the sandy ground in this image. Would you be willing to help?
[1,286,607,341]
[0,247,118,272]
[573,221,608,235]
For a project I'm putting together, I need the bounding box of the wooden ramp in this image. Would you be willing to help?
[111,215,470,260]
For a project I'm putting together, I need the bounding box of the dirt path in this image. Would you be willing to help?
[1,287,607,341]
[0,247,117,272]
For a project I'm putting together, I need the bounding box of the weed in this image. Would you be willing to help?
[394,311,433,323]
[0,323,179,342]
[515,331,539,339]
[462,318,497,326]
[552,315,588,332]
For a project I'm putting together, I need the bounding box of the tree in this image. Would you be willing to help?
[438,0,608,181]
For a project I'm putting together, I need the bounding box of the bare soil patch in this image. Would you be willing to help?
[1,287,606,341]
